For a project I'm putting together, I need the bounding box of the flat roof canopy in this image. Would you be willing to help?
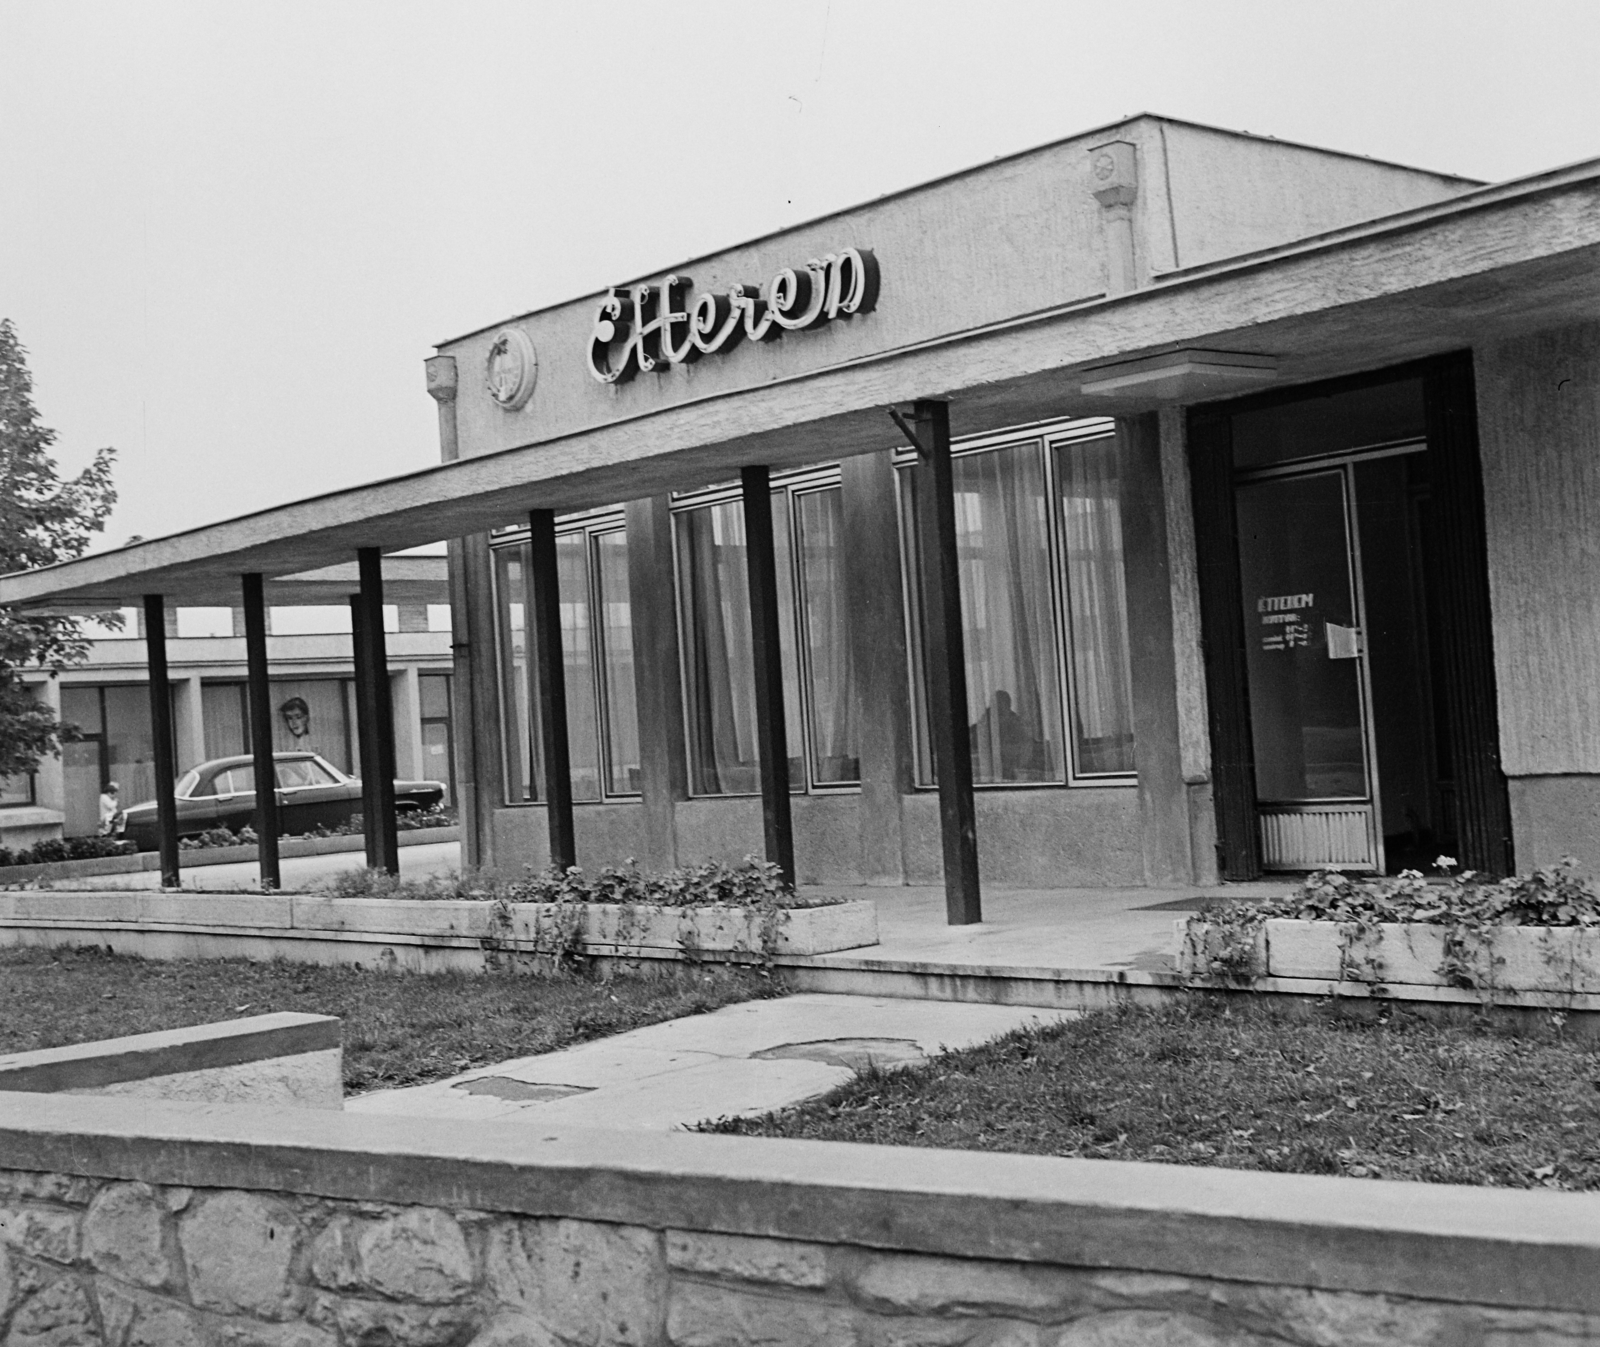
[5,157,1600,611]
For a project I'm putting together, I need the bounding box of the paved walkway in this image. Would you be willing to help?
[804,880,1290,977]
[345,993,1068,1129]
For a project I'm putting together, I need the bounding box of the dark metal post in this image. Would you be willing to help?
[241,574,281,890]
[349,595,380,869]
[141,594,180,888]
[740,466,795,885]
[528,509,576,871]
[912,400,981,923]
[353,550,400,875]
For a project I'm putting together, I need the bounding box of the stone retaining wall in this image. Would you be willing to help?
[4,1093,1600,1345]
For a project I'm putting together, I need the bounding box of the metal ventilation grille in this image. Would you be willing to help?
[1259,806,1376,871]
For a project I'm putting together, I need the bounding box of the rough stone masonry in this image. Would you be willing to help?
[4,1166,1600,1347]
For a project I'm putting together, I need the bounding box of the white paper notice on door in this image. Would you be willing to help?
[1325,623,1362,659]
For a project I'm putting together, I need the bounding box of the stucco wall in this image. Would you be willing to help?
[441,116,1473,466]
[1476,321,1600,869]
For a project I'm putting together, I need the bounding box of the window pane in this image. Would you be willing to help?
[418,673,451,721]
[769,491,806,790]
[100,685,157,804]
[270,606,352,635]
[676,502,760,795]
[270,680,353,776]
[593,530,642,795]
[0,774,34,806]
[202,683,249,762]
[61,686,102,736]
[954,444,1065,783]
[494,544,533,803]
[794,487,859,785]
[1056,436,1136,774]
[557,531,601,802]
[900,444,1066,785]
[176,607,233,638]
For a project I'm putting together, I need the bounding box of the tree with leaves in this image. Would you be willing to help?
[0,318,118,778]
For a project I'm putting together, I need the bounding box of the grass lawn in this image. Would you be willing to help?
[0,946,779,1094]
[705,996,1600,1190]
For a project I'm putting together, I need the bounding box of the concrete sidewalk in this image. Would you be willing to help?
[806,881,1290,977]
[345,994,1068,1130]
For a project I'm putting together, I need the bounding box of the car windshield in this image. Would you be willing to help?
[175,769,204,799]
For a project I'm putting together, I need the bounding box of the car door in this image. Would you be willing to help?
[276,757,352,834]
[210,767,261,835]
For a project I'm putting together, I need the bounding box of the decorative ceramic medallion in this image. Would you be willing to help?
[486,327,538,410]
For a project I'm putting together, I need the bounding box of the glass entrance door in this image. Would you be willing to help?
[1235,468,1380,870]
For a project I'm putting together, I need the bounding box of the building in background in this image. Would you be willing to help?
[0,560,454,850]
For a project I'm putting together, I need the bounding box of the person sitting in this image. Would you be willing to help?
[98,781,125,836]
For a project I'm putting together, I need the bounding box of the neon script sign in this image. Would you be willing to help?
[586,248,879,384]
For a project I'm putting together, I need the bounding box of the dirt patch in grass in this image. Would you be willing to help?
[0,947,780,1094]
[703,996,1600,1189]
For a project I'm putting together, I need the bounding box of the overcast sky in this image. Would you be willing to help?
[3,0,1598,554]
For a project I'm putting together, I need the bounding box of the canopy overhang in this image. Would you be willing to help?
[5,157,1599,610]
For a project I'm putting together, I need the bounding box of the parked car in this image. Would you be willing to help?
[121,752,446,851]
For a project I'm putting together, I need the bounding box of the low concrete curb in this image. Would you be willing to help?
[0,825,459,884]
[0,1012,343,1109]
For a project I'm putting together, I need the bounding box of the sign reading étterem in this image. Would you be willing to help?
[586,247,879,384]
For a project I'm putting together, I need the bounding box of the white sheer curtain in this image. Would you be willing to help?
[795,487,858,784]
[557,533,601,801]
[953,443,1064,784]
[594,529,642,795]
[494,545,532,802]
[1056,436,1135,774]
[676,502,760,794]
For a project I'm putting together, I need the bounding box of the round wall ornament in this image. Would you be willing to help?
[486,327,538,410]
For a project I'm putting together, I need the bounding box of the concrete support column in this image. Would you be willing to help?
[391,666,424,782]
[1159,407,1219,881]
[456,532,499,871]
[1117,411,1215,885]
[625,495,687,870]
[31,676,64,816]
[172,674,206,773]
[841,449,913,883]
[428,352,493,870]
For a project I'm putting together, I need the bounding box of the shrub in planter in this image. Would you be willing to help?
[178,825,258,851]
[1183,858,1600,991]
[0,834,138,867]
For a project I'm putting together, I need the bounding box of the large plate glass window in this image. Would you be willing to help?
[897,419,1135,787]
[492,513,642,804]
[672,467,859,797]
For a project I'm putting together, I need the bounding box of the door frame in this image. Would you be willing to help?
[1236,449,1431,873]
[1189,353,1513,879]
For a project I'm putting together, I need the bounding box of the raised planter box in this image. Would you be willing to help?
[0,891,880,967]
[0,825,459,885]
[1178,917,1600,996]
[510,899,879,958]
